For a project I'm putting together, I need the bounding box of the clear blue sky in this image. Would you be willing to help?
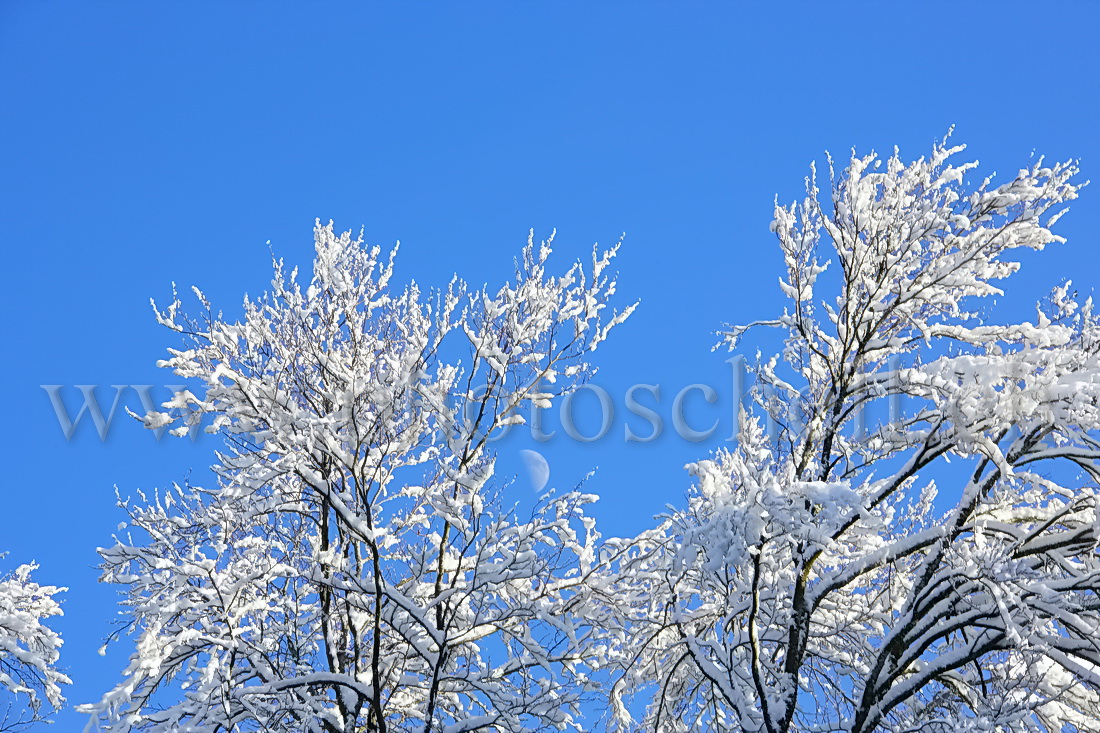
[2,2,1099,727]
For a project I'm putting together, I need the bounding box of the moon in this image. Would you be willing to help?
[518,449,550,492]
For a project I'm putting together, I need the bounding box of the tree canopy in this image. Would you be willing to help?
[25,135,1098,732]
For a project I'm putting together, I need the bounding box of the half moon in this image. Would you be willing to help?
[519,449,550,492]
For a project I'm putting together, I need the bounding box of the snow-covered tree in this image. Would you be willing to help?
[609,135,1100,732]
[0,558,68,731]
[82,222,634,732]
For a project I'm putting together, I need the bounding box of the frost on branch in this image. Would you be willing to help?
[611,135,1100,732]
[0,558,68,731]
[83,222,633,732]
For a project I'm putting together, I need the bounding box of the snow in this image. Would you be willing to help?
[73,139,1100,732]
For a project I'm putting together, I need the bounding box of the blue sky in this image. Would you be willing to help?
[2,2,1099,727]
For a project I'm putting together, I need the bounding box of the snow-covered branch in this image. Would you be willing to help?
[613,134,1100,732]
[83,222,632,732]
[0,558,68,731]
